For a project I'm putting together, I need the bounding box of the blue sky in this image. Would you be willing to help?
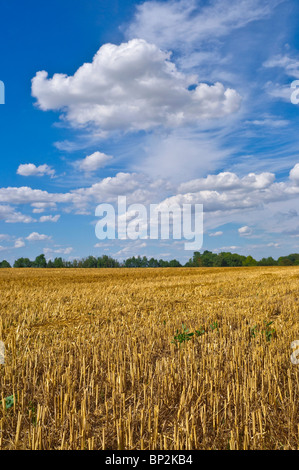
[1,0,299,264]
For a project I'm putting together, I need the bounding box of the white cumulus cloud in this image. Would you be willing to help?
[26,232,52,242]
[0,205,35,223]
[76,151,113,173]
[32,39,241,133]
[17,163,55,177]
[238,226,253,236]
[14,238,25,248]
[39,214,60,223]
[290,163,299,184]
[178,171,275,193]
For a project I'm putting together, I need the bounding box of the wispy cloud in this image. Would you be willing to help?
[43,246,73,256]
[125,0,283,52]
[209,231,223,237]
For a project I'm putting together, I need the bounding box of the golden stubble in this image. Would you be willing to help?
[0,266,298,450]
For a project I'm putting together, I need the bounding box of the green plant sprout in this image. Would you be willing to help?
[0,394,15,410]
[250,321,276,342]
[171,324,194,346]
[172,321,220,346]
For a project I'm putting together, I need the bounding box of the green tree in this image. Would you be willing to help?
[243,255,257,267]
[257,257,277,266]
[278,256,293,266]
[199,251,218,267]
[13,257,32,268]
[0,260,11,268]
[169,259,182,267]
[158,259,170,267]
[97,255,120,268]
[148,257,159,268]
[141,256,149,267]
[33,254,47,268]
[214,253,228,267]
[82,256,97,268]
[53,257,64,268]
[287,253,299,265]
[222,252,245,267]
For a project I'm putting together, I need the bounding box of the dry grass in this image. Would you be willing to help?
[0,266,298,450]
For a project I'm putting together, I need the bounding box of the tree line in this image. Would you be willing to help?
[185,251,299,267]
[1,251,299,268]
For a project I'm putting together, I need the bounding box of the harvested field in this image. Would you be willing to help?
[0,267,298,450]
